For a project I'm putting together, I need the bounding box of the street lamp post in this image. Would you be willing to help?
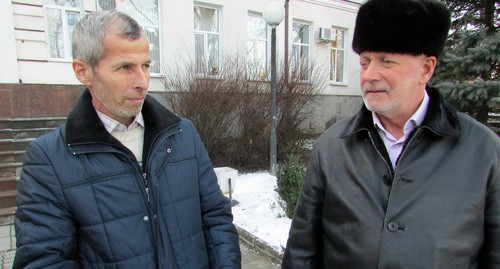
[263,1,285,176]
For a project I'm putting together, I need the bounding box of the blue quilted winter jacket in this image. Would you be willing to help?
[13,89,241,268]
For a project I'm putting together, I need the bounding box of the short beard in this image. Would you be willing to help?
[362,85,392,116]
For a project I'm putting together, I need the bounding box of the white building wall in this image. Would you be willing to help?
[10,0,82,84]
[157,0,362,95]
[291,0,361,96]
[1,0,366,133]
[4,0,363,96]
[0,1,20,83]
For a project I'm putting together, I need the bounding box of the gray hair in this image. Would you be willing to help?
[72,10,144,69]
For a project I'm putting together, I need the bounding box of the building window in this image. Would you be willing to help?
[247,13,268,80]
[330,27,346,83]
[44,0,82,60]
[101,0,161,74]
[291,22,311,81]
[194,5,221,76]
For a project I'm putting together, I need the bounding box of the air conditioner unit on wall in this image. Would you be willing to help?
[317,27,333,42]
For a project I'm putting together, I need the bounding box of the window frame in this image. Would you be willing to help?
[43,0,83,62]
[329,26,348,85]
[142,25,161,76]
[291,21,312,82]
[194,3,222,77]
[98,0,162,76]
[246,12,269,81]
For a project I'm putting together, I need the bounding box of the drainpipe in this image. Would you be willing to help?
[284,0,290,84]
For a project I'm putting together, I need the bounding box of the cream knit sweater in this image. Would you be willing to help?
[111,126,144,166]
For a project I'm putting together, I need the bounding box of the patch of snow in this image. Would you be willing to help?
[228,172,291,255]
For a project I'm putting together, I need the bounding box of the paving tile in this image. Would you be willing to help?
[0,237,11,253]
[241,242,280,269]
[0,250,15,269]
[0,227,9,239]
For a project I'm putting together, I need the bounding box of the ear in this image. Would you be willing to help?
[419,56,437,85]
[72,59,93,86]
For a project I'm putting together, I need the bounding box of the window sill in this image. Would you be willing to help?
[47,58,73,63]
[329,81,348,87]
[151,73,164,78]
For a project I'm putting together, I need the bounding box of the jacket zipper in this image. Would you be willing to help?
[70,124,182,268]
[143,172,150,202]
[143,125,181,204]
[143,124,181,269]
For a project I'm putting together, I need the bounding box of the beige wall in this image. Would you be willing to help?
[0,1,19,83]
[2,0,364,131]
[3,0,362,93]
[159,0,362,95]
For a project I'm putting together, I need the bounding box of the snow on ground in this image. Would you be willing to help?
[229,172,292,255]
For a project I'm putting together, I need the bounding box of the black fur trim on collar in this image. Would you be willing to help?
[65,88,181,145]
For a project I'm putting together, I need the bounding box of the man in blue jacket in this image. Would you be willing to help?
[282,0,500,268]
[14,10,241,268]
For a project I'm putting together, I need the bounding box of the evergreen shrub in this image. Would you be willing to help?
[276,153,305,218]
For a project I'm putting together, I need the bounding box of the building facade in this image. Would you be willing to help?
[0,0,365,133]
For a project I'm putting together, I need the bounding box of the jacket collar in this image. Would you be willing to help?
[341,87,461,139]
[65,88,181,145]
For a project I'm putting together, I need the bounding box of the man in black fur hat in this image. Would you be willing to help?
[282,0,500,268]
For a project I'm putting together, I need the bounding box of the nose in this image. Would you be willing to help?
[361,62,381,81]
[134,67,150,90]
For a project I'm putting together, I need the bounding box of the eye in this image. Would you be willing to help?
[142,63,151,70]
[118,65,130,71]
[381,59,396,67]
[360,60,370,69]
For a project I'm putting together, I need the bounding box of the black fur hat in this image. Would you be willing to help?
[352,0,451,57]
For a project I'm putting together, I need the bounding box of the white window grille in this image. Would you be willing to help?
[292,22,311,81]
[44,0,82,60]
[247,13,268,80]
[194,5,221,76]
[330,27,346,83]
[99,0,161,74]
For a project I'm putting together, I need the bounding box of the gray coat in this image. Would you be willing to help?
[282,88,500,268]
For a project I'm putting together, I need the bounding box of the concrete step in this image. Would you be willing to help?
[0,190,17,209]
[0,117,65,130]
[0,139,32,153]
[0,151,14,165]
[0,163,22,178]
[0,177,18,191]
[0,163,22,170]
[0,127,56,140]
[0,117,66,221]
[0,151,25,164]
[0,206,16,219]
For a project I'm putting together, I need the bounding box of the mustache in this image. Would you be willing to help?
[126,93,147,99]
[363,85,389,93]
